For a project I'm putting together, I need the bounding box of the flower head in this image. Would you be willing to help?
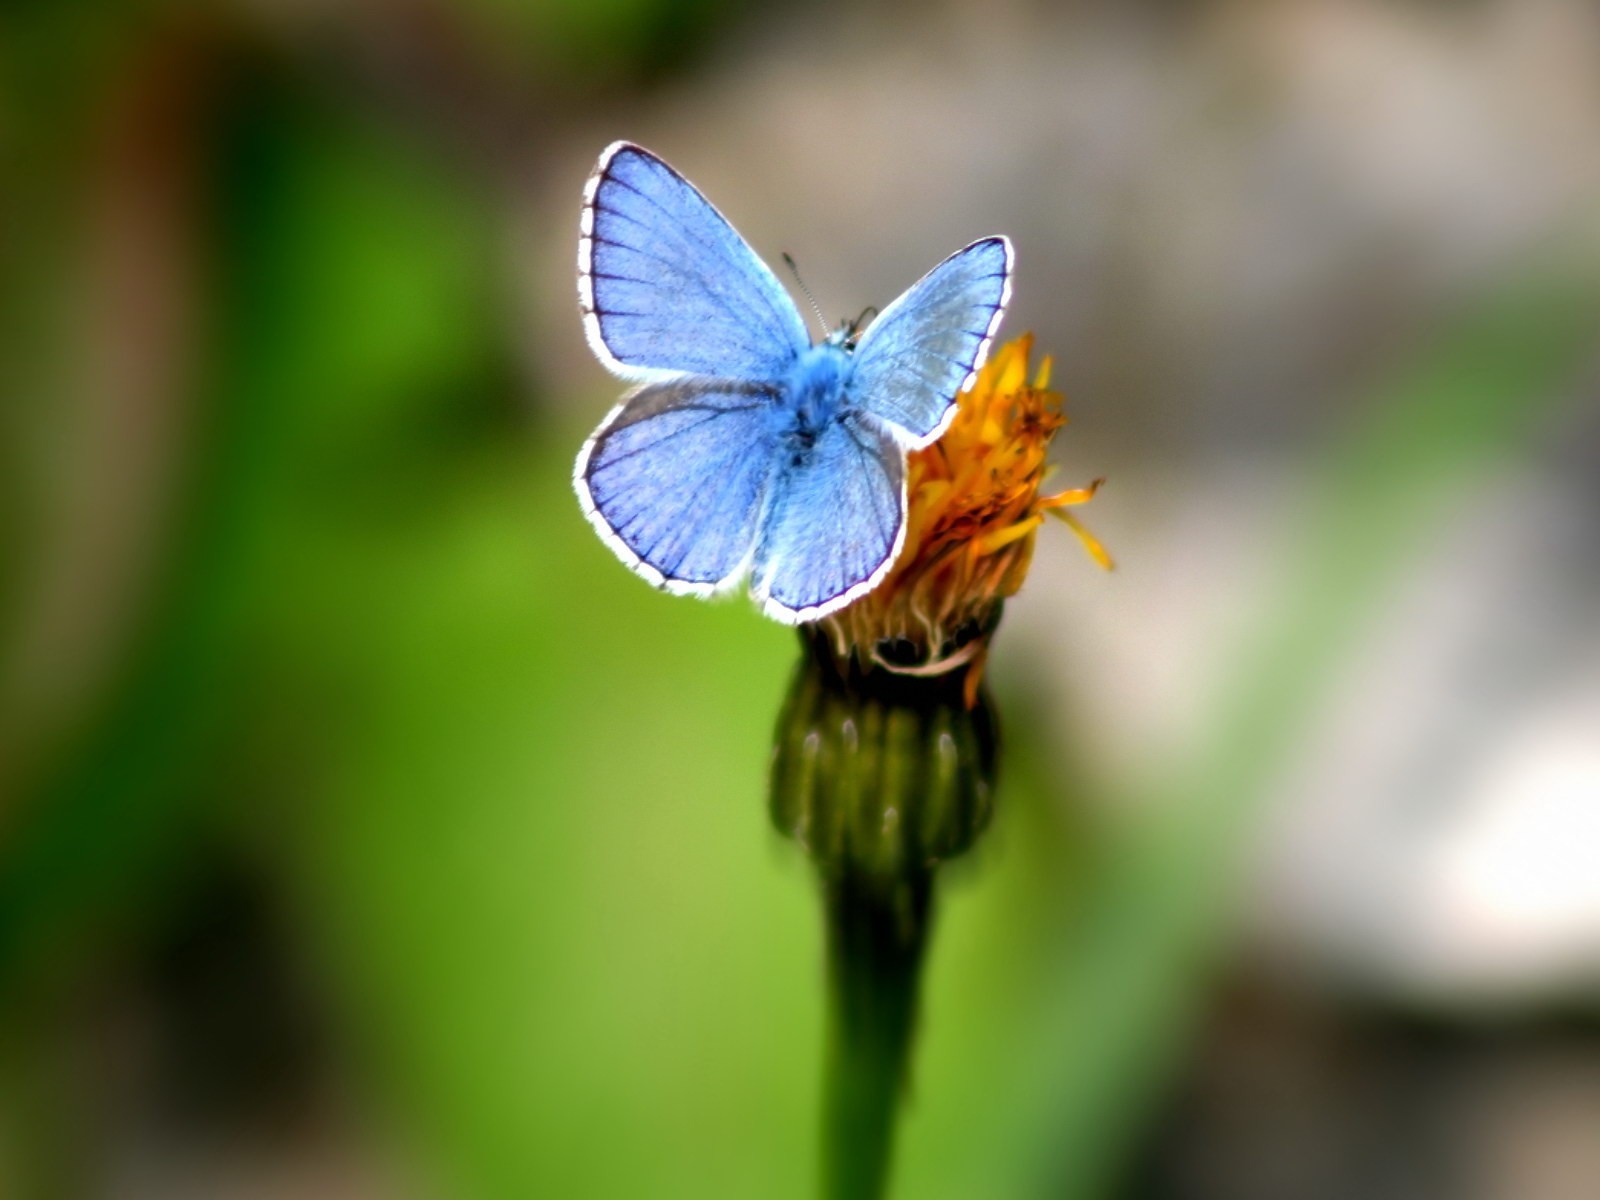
[820,334,1109,696]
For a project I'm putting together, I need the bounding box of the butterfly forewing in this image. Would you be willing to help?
[846,237,1012,446]
[580,143,811,382]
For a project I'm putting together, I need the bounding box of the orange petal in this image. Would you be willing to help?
[975,514,1043,556]
[1048,507,1114,570]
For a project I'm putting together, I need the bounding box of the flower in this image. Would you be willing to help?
[820,334,1110,700]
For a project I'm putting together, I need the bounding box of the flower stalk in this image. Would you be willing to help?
[771,629,996,1200]
[769,335,1106,1199]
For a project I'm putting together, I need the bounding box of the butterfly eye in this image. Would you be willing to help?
[841,305,879,352]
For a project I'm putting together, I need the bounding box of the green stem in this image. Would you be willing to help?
[822,868,933,1200]
[771,629,998,1200]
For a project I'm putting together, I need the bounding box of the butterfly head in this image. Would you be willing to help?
[830,305,879,352]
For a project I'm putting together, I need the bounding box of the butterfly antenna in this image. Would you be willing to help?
[782,252,830,340]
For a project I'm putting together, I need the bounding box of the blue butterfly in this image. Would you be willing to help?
[574,141,1012,623]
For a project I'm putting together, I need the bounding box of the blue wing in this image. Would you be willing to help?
[578,142,811,382]
[846,236,1012,447]
[575,378,783,591]
[751,412,905,623]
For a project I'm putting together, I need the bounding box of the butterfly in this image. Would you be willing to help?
[574,141,1012,623]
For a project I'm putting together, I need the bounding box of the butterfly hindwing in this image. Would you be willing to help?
[751,412,905,622]
[576,378,782,591]
[579,143,811,382]
[846,236,1012,446]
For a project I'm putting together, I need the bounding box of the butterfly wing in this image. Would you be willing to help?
[750,412,905,623]
[579,142,811,382]
[846,236,1012,447]
[576,378,783,591]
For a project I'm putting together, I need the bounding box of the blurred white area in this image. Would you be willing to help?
[1252,437,1600,1005]
[1018,400,1600,1007]
[529,0,1600,1009]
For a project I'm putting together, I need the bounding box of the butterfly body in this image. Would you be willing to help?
[781,342,852,460]
[575,141,1012,623]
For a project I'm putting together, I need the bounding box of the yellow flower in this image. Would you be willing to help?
[820,334,1110,699]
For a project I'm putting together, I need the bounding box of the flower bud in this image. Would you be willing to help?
[770,628,996,884]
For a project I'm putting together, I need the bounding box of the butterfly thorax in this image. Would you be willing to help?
[780,344,853,460]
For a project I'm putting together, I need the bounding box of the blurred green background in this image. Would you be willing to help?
[3,2,1599,1197]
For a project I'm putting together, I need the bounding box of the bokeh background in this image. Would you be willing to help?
[3,1,1599,1197]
